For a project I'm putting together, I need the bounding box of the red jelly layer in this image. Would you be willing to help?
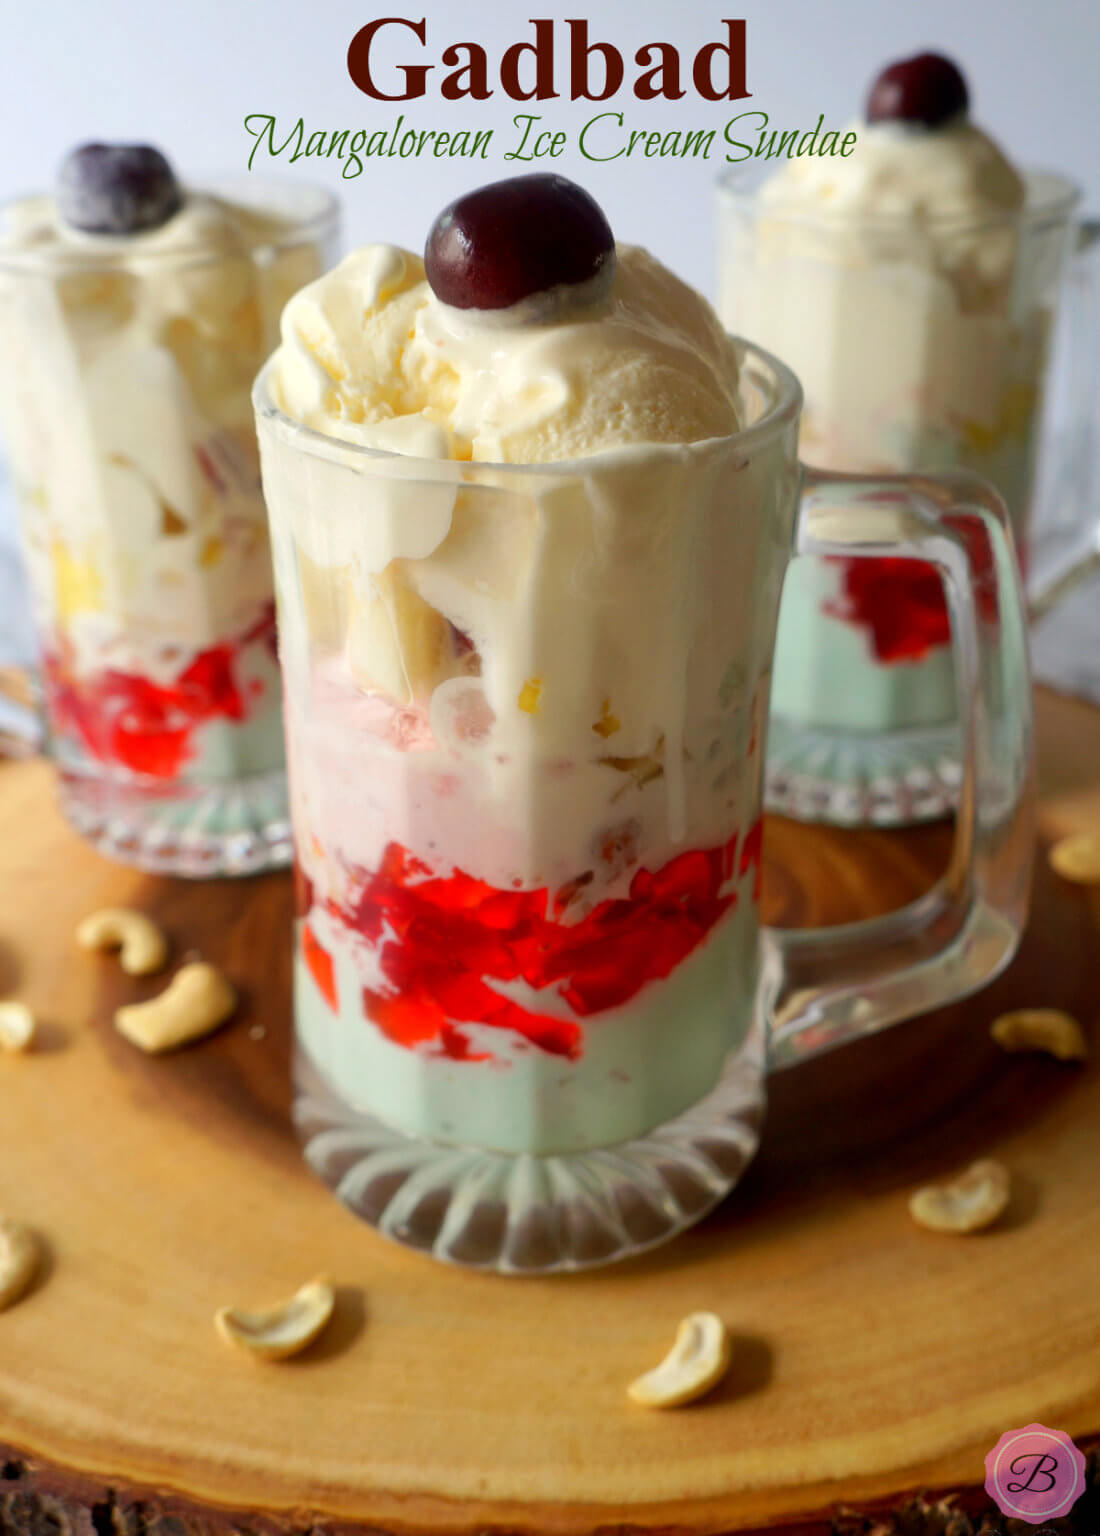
[45,602,277,779]
[825,520,1001,665]
[307,818,764,1062]
[826,557,950,663]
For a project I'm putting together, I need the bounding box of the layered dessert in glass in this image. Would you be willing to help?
[256,176,795,1172]
[0,144,339,870]
[718,54,1076,820]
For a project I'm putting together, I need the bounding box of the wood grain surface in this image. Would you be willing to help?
[0,686,1098,1536]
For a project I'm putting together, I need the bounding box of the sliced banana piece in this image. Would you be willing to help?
[627,1312,731,1408]
[346,565,455,705]
[215,1275,335,1361]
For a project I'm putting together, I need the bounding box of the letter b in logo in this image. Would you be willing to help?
[1006,1452,1059,1495]
[985,1425,1086,1523]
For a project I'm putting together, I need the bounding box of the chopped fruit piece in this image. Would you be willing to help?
[108,455,194,548]
[199,536,225,568]
[160,504,188,536]
[596,819,640,878]
[599,737,665,795]
[443,681,495,743]
[592,698,621,738]
[424,174,615,311]
[52,541,104,620]
[518,677,543,714]
[302,923,338,1012]
[346,566,455,706]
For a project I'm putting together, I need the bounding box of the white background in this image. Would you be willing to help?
[2,0,1099,683]
[3,0,1099,298]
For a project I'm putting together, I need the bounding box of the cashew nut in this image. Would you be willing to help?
[627,1312,732,1408]
[114,962,236,1053]
[215,1276,335,1361]
[77,908,168,976]
[0,1218,39,1311]
[991,1008,1088,1062]
[909,1158,1010,1234]
[1049,832,1100,885]
[0,1002,35,1053]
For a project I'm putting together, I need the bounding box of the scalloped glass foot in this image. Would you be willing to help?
[293,1017,767,1275]
[57,766,292,877]
[765,715,962,827]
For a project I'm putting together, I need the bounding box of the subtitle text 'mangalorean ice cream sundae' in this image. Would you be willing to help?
[0,143,337,871]
[255,175,798,1184]
[719,53,1073,822]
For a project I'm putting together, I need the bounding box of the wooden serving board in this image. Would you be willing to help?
[1,686,1099,1536]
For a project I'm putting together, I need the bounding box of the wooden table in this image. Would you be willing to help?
[1,687,1098,1536]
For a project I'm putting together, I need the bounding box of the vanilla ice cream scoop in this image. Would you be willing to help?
[759,52,1024,223]
[759,116,1024,223]
[271,175,741,464]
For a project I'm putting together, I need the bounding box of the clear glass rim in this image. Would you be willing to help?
[0,177,341,273]
[715,165,1082,236]
[251,337,803,482]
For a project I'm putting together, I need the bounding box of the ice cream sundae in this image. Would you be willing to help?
[257,174,795,1154]
[0,143,338,867]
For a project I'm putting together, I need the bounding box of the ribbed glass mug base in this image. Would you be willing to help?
[56,765,293,877]
[293,1014,767,1275]
[765,715,962,827]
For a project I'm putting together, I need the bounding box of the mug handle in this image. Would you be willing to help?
[764,467,1035,1070]
[0,665,43,758]
[1027,217,1100,618]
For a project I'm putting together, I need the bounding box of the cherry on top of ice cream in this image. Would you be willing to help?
[424,174,615,311]
[57,143,183,235]
[865,52,970,130]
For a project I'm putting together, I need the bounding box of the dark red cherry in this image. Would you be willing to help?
[58,143,182,235]
[866,53,969,129]
[424,174,615,311]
